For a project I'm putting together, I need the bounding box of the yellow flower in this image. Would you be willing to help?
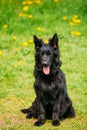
[22,14,28,17]
[22,1,33,5]
[70,31,81,36]
[19,13,32,18]
[19,13,24,16]
[68,15,81,26]
[12,36,17,40]
[75,31,81,36]
[23,42,29,47]
[3,24,8,28]
[72,16,81,24]
[73,19,81,24]
[0,50,3,56]
[70,31,76,35]
[44,40,48,44]
[73,15,78,19]
[29,40,33,43]
[19,13,27,17]
[23,6,29,11]
[54,0,60,2]
[36,27,45,31]
[63,16,67,20]
[27,1,33,5]
[22,1,27,5]
[34,0,41,4]
[27,15,33,18]
[69,21,75,26]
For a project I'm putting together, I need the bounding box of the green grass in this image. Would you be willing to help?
[0,0,87,129]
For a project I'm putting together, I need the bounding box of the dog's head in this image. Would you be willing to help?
[34,33,61,75]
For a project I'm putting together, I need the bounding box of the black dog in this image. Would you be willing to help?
[21,33,75,126]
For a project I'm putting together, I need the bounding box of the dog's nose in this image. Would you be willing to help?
[42,61,48,67]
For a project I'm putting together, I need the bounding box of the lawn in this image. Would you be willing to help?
[0,0,87,129]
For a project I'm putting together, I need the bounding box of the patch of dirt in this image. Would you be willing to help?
[0,113,36,127]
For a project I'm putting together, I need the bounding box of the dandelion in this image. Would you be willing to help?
[73,15,78,19]
[27,15,33,18]
[22,1,27,5]
[70,31,76,35]
[23,42,29,47]
[19,13,27,18]
[23,14,28,17]
[63,16,67,20]
[19,13,24,16]
[27,1,33,5]
[44,40,48,44]
[54,0,60,2]
[69,15,81,26]
[0,50,3,56]
[36,27,45,31]
[69,22,75,26]
[73,19,81,24]
[3,24,8,28]
[12,36,17,40]
[76,19,81,24]
[23,6,29,11]
[19,13,32,18]
[72,15,81,24]
[75,31,81,36]
[70,31,81,36]
[34,0,41,4]
[29,40,33,43]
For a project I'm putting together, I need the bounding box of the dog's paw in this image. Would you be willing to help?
[52,120,60,126]
[34,120,44,126]
[21,109,28,114]
[60,117,65,121]
[26,113,32,119]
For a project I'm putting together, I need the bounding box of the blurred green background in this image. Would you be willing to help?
[0,0,87,129]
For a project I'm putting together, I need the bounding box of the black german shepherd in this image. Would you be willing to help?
[21,34,75,126]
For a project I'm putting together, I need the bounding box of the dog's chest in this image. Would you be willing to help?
[41,80,58,93]
[40,80,59,105]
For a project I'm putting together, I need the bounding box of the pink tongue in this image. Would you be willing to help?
[43,67,50,75]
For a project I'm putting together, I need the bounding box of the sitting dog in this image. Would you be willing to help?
[21,33,75,126]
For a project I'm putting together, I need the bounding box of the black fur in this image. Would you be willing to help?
[21,33,75,126]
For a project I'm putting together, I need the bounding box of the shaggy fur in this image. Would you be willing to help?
[21,34,75,126]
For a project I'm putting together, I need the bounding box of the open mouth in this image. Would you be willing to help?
[43,66,50,75]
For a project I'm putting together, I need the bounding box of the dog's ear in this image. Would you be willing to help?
[49,33,59,49]
[33,35,43,49]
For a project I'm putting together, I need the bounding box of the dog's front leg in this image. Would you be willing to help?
[34,101,45,126]
[52,95,62,126]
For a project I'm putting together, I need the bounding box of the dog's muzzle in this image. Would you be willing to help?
[42,61,50,75]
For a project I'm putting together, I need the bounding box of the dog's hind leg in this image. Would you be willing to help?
[65,97,75,118]
[21,106,33,119]
[21,97,39,119]
[68,105,75,118]
[61,102,75,120]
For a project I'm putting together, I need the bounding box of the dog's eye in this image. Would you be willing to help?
[41,52,44,55]
[47,51,51,56]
